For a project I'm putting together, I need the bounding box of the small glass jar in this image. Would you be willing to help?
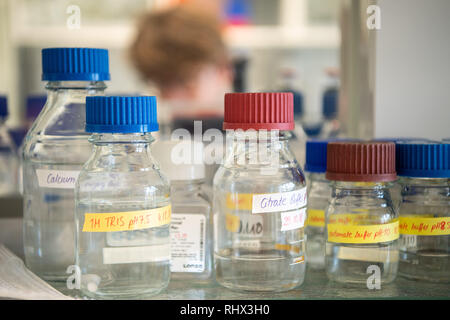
[396,142,450,282]
[304,140,331,270]
[214,92,307,292]
[75,96,171,299]
[325,142,399,285]
[22,48,109,282]
[152,140,213,282]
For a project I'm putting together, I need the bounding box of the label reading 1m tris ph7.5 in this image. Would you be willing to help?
[170,214,206,273]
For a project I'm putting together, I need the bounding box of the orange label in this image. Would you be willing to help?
[327,220,399,244]
[82,205,171,232]
[399,216,450,236]
[306,209,325,227]
[226,193,253,211]
[225,213,240,233]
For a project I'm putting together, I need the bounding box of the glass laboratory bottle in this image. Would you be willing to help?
[214,92,307,292]
[0,96,19,195]
[325,142,399,284]
[22,48,110,282]
[75,96,171,299]
[153,140,212,282]
[396,142,450,282]
[304,140,331,270]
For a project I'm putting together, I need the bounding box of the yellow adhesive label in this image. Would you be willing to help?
[275,243,301,254]
[225,213,240,233]
[399,216,450,236]
[327,220,399,244]
[306,209,325,227]
[328,212,378,225]
[82,205,171,232]
[226,193,253,211]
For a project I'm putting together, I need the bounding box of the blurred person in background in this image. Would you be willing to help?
[129,3,233,138]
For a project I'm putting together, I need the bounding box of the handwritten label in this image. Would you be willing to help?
[252,189,307,214]
[225,213,263,237]
[399,216,450,236]
[327,220,399,244]
[82,205,171,232]
[36,169,80,189]
[226,188,307,214]
[328,212,372,225]
[281,208,306,231]
[306,209,325,227]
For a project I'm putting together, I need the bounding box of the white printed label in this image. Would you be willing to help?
[400,235,417,248]
[170,214,206,273]
[36,169,80,189]
[232,239,261,250]
[102,244,170,264]
[252,188,307,214]
[281,208,307,231]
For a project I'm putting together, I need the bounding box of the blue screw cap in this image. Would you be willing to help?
[86,96,159,133]
[42,48,110,81]
[396,142,450,178]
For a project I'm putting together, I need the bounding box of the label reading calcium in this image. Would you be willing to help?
[226,189,307,214]
[36,169,80,189]
[170,214,206,273]
[399,216,450,236]
[82,205,171,232]
[306,209,325,227]
[327,220,399,244]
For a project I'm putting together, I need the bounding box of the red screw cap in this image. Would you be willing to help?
[326,142,397,182]
[223,92,294,131]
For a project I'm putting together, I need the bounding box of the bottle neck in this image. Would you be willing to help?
[331,180,394,197]
[45,81,107,104]
[399,176,449,199]
[171,179,204,195]
[89,132,154,153]
[224,129,294,167]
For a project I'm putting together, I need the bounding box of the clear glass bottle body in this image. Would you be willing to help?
[398,177,449,282]
[170,180,213,282]
[0,119,19,195]
[75,133,171,299]
[305,172,330,270]
[213,131,307,292]
[325,182,399,284]
[22,81,106,281]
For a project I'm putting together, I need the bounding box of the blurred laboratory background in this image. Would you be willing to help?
[0,0,449,255]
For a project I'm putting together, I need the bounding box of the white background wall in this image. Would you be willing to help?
[375,0,450,140]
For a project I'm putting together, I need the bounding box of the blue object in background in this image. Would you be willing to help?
[26,95,47,122]
[0,96,7,118]
[281,89,303,120]
[225,0,251,25]
[322,87,338,120]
